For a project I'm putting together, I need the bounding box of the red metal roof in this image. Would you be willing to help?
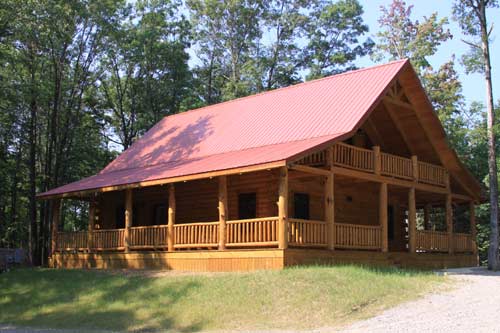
[39,59,408,197]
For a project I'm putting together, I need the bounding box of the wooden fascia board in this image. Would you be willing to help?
[37,160,286,200]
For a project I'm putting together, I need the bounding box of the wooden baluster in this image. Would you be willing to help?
[51,199,61,256]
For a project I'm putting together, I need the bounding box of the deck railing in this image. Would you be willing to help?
[92,229,125,251]
[333,143,374,172]
[380,152,413,179]
[226,217,279,247]
[321,142,448,187]
[418,161,448,186]
[453,233,474,253]
[288,218,327,247]
[56,231,88,251]
[415,230,449,252]
[130,225,168,249]
[174,222,219,249]
[335,223,382,250]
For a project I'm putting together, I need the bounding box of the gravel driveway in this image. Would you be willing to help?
[337,267,500,333]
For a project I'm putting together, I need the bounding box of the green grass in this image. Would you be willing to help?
[0,265,445,332]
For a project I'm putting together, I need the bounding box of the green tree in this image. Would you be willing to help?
[302,0,373,79]
[453,0,499,270]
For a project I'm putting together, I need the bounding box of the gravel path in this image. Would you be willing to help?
[337,267,500,333]
[2,267,499,333]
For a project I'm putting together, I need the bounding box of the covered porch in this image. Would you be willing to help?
[51,142,477,261]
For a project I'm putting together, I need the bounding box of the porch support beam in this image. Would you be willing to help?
[124,188,133,253]
[470,201,477,255]
[408,187,416,253]
[218,176,228,250]
[289,164,330,177]
[446,193,454,254]
[168,184,176,252]
[331,166,450,195]
[380,182,388,252]
[87,200,96,252]
[50,199,61,256]
[325,148,335,250]
[278,167,289,250]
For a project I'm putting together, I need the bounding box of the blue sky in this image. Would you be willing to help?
[358,0,499,107]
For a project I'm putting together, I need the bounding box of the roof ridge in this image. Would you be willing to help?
[160,59,409,121]
[101,132,345,175]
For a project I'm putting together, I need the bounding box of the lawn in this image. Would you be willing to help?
[0,265,445,332]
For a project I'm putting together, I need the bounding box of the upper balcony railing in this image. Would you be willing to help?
[298,142,448,187]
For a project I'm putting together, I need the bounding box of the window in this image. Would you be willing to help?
[294,193,310,220]
[238,193,256,219]
[154,204,167,225]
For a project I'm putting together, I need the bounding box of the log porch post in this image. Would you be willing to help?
[167,184,176,252]
[373,146,381,175]
[326,147,335,250]
[446,193,454,254]
[408,187,416,253]
[411,155,419,181]
[278,167,289,250]
[87,200,96,252]
[218,176,228,250]
[51,199,61,256]
[124,188,133,252]
[380,182,388,252]
[470,201,477,255]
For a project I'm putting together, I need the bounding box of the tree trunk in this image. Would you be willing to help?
[479,2,500,270]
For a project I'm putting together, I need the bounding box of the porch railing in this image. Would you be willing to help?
[333,143,374,172]
[130,225,167,249]
[335,223,382,250]
[415,230,449,252]
[453,233,474,253]
[288,218,327,247]
[54,220,472,254]
[92,228,125,251]
[174,222,219,249]
[324,143,448,187]
[56,231,88,251]
[226,217,279,247]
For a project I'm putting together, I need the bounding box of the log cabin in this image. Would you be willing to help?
[38,59,482,271]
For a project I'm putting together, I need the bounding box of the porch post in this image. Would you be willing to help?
[380,182,388,252]
[470,201,477,255]
[411,155,419,181]
[326,147,335,250]
[408,187,416,253]
[87,200,96,252]
[167,184,176,252]
[124,188,133,252]
[278,167,289,250]
[218,176,228,250]
[446,193,454,254]
[50,199,61,256]
[373,146,381,175]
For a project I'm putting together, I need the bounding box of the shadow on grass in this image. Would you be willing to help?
[0,268,204,332]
